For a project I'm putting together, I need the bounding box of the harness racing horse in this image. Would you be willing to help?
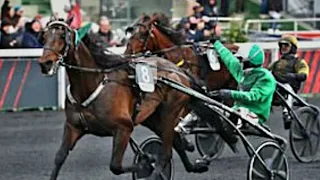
[38,18,208,180]
[125,13,239,92]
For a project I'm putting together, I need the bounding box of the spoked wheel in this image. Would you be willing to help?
[290,106,320,163]
[248,141,289,180]
[195,120,225,160]
[132,137,174,180]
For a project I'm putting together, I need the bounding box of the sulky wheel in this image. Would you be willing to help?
[132,137,174,180]
[195,120,225,161]
[248,141,289,180]
[289,106,320,163]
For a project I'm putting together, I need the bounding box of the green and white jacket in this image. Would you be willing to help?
[213,41,276,123]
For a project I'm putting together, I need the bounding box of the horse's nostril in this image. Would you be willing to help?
[45,61,53,67]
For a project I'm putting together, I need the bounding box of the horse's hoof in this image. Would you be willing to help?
[110,166,124,175]
[134,158,154,178]
[192,163,209,173]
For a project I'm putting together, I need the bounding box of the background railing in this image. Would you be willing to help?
[244,18,320,34]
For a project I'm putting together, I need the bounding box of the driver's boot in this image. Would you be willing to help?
[283,112,291,129]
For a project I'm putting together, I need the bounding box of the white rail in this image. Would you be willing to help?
[244,18,320,34]
[171,16,243,29]
[171,17,243,22]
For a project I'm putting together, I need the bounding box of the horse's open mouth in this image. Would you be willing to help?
[40,61,59,76]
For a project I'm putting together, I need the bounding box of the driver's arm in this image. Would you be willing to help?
[212,40,243,83]
[294,59,309,81]
[231,74,276,102]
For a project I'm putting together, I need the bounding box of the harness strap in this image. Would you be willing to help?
[66,75,108,107]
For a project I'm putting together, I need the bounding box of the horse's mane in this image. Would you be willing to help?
[151,13,186,45]
[82,34,130,68]
[152,12,171,27]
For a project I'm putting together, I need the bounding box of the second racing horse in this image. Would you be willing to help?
[125,13,239,92]
[38,17,208,180]
[125,13,241,156]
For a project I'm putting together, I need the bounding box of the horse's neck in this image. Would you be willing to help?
[156,34,196,62]
[154,33,200,75]
[154,32,174,50]
[66,43,104,102]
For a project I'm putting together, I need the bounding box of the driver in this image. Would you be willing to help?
[175,39,277,164]
[268,34,309,129]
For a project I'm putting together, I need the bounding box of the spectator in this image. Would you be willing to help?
[192,4,204,19]
[220,0,229,17]
[21,18,43,48]
[12,5,25,29]
[260,0,269,18]
[88,16,120,48]
[268,0,283,31]
[0,20,21,48]
[198,0,218,17]
[236,0,245,14]
[64,1,82,29]
[186,16,205,42]
[203,19,217,40]
[186,0,200,16]
[176,17,190,37]
[1,0,15,25]
[1,0,11,21]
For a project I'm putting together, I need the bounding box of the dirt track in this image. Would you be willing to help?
[1,97,320,180]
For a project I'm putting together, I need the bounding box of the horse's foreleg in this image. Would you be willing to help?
[50,123,82,180]
[109,125,134,175]
[159,103,185,167]
[173,132,208,173]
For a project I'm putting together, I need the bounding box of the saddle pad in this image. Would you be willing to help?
[206,49,221,71]
[135,63,155,93]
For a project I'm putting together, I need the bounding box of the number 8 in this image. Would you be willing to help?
[141,66,150,82]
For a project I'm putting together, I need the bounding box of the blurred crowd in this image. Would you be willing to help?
[177,0,284,43]
[0,0,43,48]
[0,0,123,49]
[176,0,223,43]
[0,0,284,49]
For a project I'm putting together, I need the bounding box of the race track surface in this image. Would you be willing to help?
[1,97,320,180]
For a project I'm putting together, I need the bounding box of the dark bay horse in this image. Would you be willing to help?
[125,13,241,158]
[38,18,208,179]
[125,13,239,92]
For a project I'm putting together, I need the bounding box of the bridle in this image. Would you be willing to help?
[42,21,74,63]
[131,22,159,53]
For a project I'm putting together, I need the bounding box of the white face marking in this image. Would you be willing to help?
[46,67,55,76]
[43,61,59,77]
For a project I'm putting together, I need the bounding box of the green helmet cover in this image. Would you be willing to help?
[247,44,264,66]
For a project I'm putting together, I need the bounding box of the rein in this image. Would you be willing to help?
[58,61,129,73]
[124,42,203,58]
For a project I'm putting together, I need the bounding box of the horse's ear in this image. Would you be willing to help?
[50,13,58,22]
[140,13,147,20]
[140,13,150,23]
[125,26,134,34]
[66,15,74,25]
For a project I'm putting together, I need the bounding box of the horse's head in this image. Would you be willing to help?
[38,17,75,76]
[125,12,180,55]
[125,14,157,54]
